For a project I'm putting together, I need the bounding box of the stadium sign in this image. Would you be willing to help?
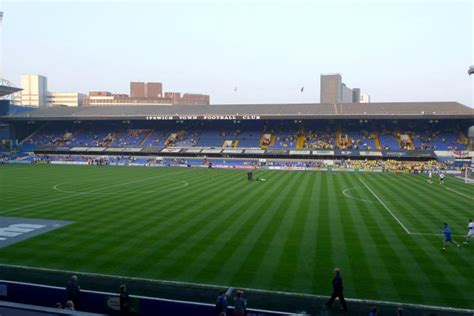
[312,150,335,156]
[359,151,383,157]
[383,151,408,157]
[337,150,358,156]
[146,115,261,120]
[0,217,72,248]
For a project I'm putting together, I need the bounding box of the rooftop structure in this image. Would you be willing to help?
[3,101,472,121]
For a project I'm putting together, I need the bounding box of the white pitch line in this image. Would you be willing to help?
[0,263,473,314]
[142,180,189,194]
[450,175,474,184]
[445,187,474,200]
[408,232,465,238]
[0,169,189,215]
[342,187,374,204]
[53,179,189,195]
[359,178,411,234]
[358,178,468,238]
[53,183,117,195]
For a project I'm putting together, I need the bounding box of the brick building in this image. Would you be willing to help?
[84,82,209,106]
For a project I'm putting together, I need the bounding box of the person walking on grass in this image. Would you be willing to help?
[439,172,445,184]
[464,219,474,245]
[325,268,348,312]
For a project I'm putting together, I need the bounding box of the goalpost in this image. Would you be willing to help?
[464,164,474,184]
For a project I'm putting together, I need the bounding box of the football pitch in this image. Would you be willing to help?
[0,164,473,309]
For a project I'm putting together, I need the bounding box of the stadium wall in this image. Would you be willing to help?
[30,145,445,160]
[0,100,10,116]
[0,267,473,316]
[0,280,292,316]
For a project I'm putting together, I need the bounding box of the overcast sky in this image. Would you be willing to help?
[0,0,473,107]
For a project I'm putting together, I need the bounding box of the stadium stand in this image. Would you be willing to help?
[379,129,400,150]
[109,129,150,147]
[142,129,168,147]
[2,102,474,156]
[0,102,472,165]
[12,121,469,151]
[304,129,336,149]
[341,130,376,150]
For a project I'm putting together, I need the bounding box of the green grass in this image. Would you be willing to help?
[0,164,473,308]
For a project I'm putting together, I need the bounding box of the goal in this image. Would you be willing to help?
[464,166,474,184]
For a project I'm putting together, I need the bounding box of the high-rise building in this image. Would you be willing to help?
[15,74,48,107]
[14,74,87,107]
[320,73,365,104]
[48,92,85,107]
[130,82,163,98]
[360,93,371,103]
[320,74,342,104]
[352,88,361,103]
[146,82,162,98]
[341,83,353,103]
[130,82,146,98]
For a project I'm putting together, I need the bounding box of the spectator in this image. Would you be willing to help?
[54,302,62,309]
[216,290,228,316]
[65,300,75,310]
[119,284,130,315]
[233,290,247,316]
[397,307,404,315]
[325,268,348,312]
[66,275,80,309]
[368,306,378,316]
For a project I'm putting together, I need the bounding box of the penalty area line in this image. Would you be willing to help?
[358,178,411,234]
[445,187,474,200]
[358,179,463,238]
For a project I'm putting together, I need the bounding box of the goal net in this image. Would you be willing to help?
[464,166,474,184]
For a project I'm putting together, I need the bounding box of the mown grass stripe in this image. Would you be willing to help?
[226,171,304,288]
[200,171,300,285]
[1,165,473,309]
[310,172,334,295]
[156,172,276,279]
[331,173,382,300]
[266,172,313,290]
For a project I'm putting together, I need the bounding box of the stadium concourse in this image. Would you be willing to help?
[0,101,474,315]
